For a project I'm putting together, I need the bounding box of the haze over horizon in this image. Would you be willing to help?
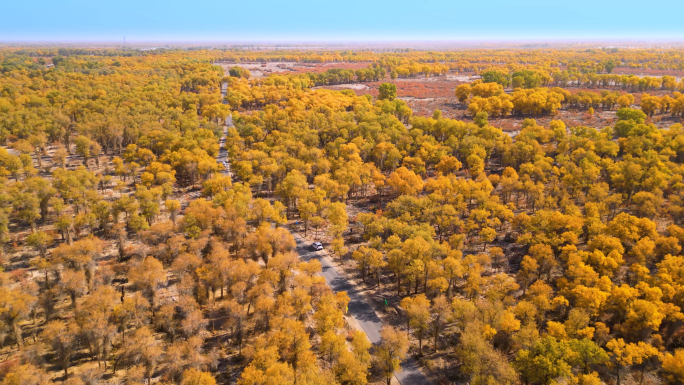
[2,0,683,43]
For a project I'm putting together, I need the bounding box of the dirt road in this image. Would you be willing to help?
[217,118,432,385]
[293,233,432,385]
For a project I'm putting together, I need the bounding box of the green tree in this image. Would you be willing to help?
[569,338,609,375]
[515,337,573,385]
[26,230,52,258]
[378,83,397,101]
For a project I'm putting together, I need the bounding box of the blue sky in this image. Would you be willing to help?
[1,0,683,42]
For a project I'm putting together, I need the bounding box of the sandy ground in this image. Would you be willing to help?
[215,60,684,136]
[314,83,370,90]
[214,62,296,78]
[215,61,372,78]
[446,74,480,82]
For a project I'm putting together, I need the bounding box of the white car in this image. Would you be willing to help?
[312,242,323,251]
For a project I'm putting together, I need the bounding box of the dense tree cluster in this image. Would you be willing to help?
[212,46,684,74]
[457,80,684,118]
[482,68,684,92]
[4,46,684,385]
[0,49,364,385]
[224,67,684,384]
[458,82,566,117]
[640,92,684,117]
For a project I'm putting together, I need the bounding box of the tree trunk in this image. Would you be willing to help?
[424,270,429,293]
[13,322,23,348]
[112,355,121,375]
[616,367,621,385]
[418,330,423,355]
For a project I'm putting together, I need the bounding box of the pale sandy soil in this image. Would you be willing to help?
[316,83,370,90]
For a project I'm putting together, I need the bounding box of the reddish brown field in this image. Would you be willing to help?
[319,74,684,132]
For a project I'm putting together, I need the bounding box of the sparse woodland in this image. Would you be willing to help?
[2,47,684,385]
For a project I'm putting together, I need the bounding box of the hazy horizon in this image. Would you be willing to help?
[2,39,684,51]
[2,0,684,43]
